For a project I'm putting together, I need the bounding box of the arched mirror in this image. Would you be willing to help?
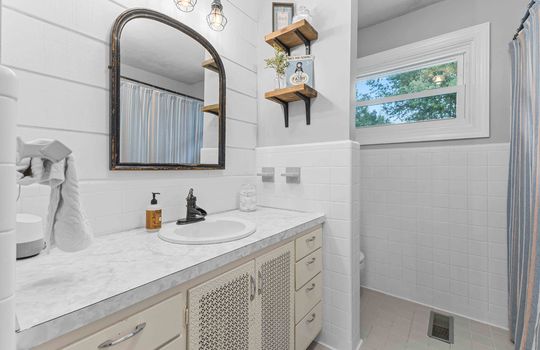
[110,9,226,170]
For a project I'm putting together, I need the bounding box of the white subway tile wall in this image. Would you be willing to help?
[2,0,258,234]
[256,141,362,350]
[360,143,509,329]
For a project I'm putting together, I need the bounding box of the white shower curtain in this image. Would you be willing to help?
[119,79,204,164]
[508,3,540,349]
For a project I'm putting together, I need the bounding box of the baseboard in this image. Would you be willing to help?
[361,286,509,331]
[316,339,363,350]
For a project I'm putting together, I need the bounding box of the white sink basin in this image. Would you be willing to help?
[158,217,256,245]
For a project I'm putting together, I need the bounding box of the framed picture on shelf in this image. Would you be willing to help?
[272,2,294,31]
[286,55,314,87]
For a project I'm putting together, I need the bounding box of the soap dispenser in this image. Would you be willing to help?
[146,192,162,232]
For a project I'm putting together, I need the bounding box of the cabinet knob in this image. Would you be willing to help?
[307,313,316,323]
[306,283,316,292]
[306,257,316,265]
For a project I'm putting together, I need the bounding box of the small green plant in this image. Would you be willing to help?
[264,45,289,77]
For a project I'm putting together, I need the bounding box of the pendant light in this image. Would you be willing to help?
[207,0,228,31]
[174,0,197,12]
[432,72,447,86]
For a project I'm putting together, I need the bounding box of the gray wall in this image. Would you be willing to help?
[357,0,529,148]
[257,0,357,147]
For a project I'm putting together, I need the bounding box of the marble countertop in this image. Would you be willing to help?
[15,207,325,349]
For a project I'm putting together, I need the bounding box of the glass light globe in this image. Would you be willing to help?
[174,0,197,12]
[207,0,228,31]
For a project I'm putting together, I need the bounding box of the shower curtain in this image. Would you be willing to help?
[120,79,204,164]
[508,3,540,349]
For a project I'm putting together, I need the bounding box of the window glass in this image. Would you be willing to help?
[355,93,457,128]
[356,61,458,102]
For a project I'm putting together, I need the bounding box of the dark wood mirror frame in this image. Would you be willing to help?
[109,8,226,171]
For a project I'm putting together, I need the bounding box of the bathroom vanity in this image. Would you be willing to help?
[15,208,325,350]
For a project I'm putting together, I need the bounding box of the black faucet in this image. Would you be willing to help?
[177,188,207,225]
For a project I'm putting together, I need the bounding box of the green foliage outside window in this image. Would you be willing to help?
[356,62,458,128]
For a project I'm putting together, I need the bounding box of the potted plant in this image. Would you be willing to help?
[265,45,289,90]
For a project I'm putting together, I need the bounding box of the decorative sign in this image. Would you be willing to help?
[286,55,314,87]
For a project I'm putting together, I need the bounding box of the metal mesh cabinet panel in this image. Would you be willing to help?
[187,261,258,350]
[256,242,295,350]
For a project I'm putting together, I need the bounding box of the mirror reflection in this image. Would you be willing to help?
[118,17,221,167]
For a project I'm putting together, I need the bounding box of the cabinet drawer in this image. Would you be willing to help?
[63,294,184,350]
[295,249,322,290]
[295,228,322,261]
[295,302,323,350]
[295,273,322,323]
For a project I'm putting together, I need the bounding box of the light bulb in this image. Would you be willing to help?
[174,0,197,12]
[207,0,228,31]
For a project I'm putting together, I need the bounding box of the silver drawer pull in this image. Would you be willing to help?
[306,236,316,243]
[97,323,146,348]
[306,257,316,265]
[306,283,316,292]
[307,313,316,323]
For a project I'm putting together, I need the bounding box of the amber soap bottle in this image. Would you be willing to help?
[146,192,162,232]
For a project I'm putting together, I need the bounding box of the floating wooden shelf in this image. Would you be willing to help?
[202,104,220,116]
[265,84,318,127]
[201,58,219,73]
[265,20,318,55]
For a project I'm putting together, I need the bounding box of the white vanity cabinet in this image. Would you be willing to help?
[36,225,322,350]
[185,227,323,350]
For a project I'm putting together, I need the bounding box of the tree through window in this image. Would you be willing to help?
[356,61,459,128]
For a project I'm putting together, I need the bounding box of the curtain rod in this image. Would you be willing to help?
[514,0,536,40]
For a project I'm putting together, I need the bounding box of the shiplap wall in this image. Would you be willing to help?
[2,0,258,234]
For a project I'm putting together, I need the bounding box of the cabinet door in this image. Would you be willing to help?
[256,242,295,350]
[187,261,257,350]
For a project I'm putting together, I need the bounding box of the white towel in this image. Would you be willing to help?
[16,155,93,252]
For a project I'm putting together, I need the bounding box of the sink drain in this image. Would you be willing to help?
[428,311,454,344]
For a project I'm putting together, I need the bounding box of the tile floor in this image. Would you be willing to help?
[309,288,514,350]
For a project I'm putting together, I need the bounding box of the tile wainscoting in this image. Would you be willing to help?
[360,143,509,328]
[257,140,362,350]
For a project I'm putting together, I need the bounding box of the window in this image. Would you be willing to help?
[356,60,460,127]
[354,23,490,145]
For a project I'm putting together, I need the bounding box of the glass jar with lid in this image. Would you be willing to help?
[239,183,257,212]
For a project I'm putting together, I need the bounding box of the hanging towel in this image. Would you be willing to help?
[16,154,93,252]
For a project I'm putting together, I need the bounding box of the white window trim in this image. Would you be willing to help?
[354,23,490,145]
